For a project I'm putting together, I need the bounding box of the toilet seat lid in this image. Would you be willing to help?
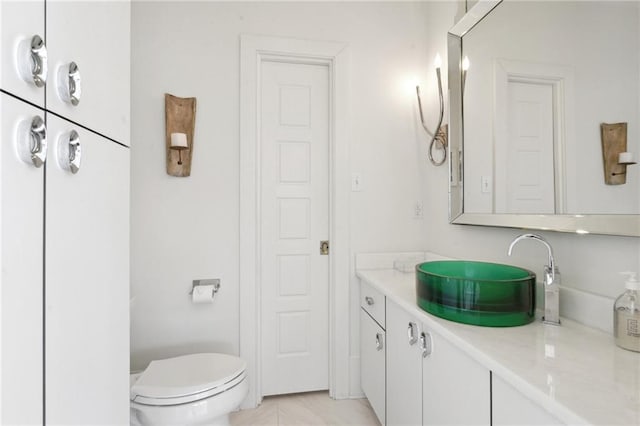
[131,353,246,401]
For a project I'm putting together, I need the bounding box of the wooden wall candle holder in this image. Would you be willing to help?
[601,122,631,185]
[165,93,197,177]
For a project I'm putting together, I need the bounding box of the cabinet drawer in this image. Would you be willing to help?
[360,280,385,328]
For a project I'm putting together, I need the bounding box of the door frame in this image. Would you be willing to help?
[239,34,350,408]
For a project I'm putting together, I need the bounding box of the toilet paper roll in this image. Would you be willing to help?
[192,284,215,304]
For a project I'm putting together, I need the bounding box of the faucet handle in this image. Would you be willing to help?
[544,265,561,286]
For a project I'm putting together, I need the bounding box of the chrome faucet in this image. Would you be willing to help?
[508,234,561,326]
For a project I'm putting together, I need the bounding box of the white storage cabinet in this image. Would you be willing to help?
[0,0,130,424]
[45,114,129,424]
[46,0,130,145]
[385,298,423,425]
[360,281,386,424]
[383,296,490,426]
[421,325,490,425]
[0,0,46,107]
[0,92,46,425]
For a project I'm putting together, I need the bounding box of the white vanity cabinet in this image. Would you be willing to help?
[368,292,490,426]
[0,0,46,106]
[386,298,423,425]
[422,326,490,425]
[360,281,386,424]
[44,114,130,424]
[46,0,131,145]
[492,374,563,425]
[0,93,45,425]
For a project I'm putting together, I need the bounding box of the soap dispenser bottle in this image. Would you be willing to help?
[614,272,640,352]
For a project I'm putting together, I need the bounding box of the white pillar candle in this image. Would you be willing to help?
[618,151,634,164]
[170,132,188,148]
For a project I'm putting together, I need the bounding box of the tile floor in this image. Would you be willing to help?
[230,391,381,426]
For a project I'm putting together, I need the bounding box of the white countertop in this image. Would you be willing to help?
[357,268,640,426]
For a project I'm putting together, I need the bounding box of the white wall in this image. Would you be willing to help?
[130,1,440,385]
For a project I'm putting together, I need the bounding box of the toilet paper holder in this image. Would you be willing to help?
[190,279,221,295]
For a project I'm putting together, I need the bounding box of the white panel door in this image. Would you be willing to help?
[386,299,422,425]
[422,328,490,425]
[45,114,129,424]
[0,0,46,107]
[46,0,130,145]
[0,93,44,425]
[497,81,555,214]
[260,60,329,396]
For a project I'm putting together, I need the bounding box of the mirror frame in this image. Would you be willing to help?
[447,0,640,237]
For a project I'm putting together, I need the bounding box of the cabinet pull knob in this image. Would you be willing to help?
[375,333,384,351]
[365,296,374,306]
[420,332,432,358]
[18,35,48,88]
[58,62,82,106]
[16,116,47,168]
[407,322,418,345]
[57,130,82,174]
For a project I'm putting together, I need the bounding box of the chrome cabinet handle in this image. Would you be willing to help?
[407,322,418,345]
[57,130,81,174]
[17,35,48,87]
[375,333,384,351]
[16,116,47,168]
[365,296,374,306]
[420,332,432,358]
[57,62,82,106]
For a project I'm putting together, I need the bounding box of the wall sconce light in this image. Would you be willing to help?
[416,53,448,166]
[601,122,636,185]
[170,132,188,165]
[165,93,197,177]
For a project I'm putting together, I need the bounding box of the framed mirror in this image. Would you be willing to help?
[448,0,640,237]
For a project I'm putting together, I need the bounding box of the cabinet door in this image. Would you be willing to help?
[0,93,44,425]
[0,0,46,106]
[386,299,422,425]
[492,374,564,425]
[361,309,386,425]
[422,328,490,425]
[46,0,130,145]
[45,114,129,424]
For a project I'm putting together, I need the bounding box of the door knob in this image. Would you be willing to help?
[407,322,418,345]
[320,240,329,255]
[57,130,82,174]
[420,332,432,358]
[375,333,384,351]
[16,116,47,168]
[57,62,82,106]
[17,35,48,88]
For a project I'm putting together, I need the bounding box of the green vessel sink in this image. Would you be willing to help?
[416,260,536,327]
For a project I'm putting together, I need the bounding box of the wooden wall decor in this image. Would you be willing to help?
[165,93,197,177]
[601,122,629,185]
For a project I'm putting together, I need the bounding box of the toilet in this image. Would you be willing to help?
[130,353,248,426]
